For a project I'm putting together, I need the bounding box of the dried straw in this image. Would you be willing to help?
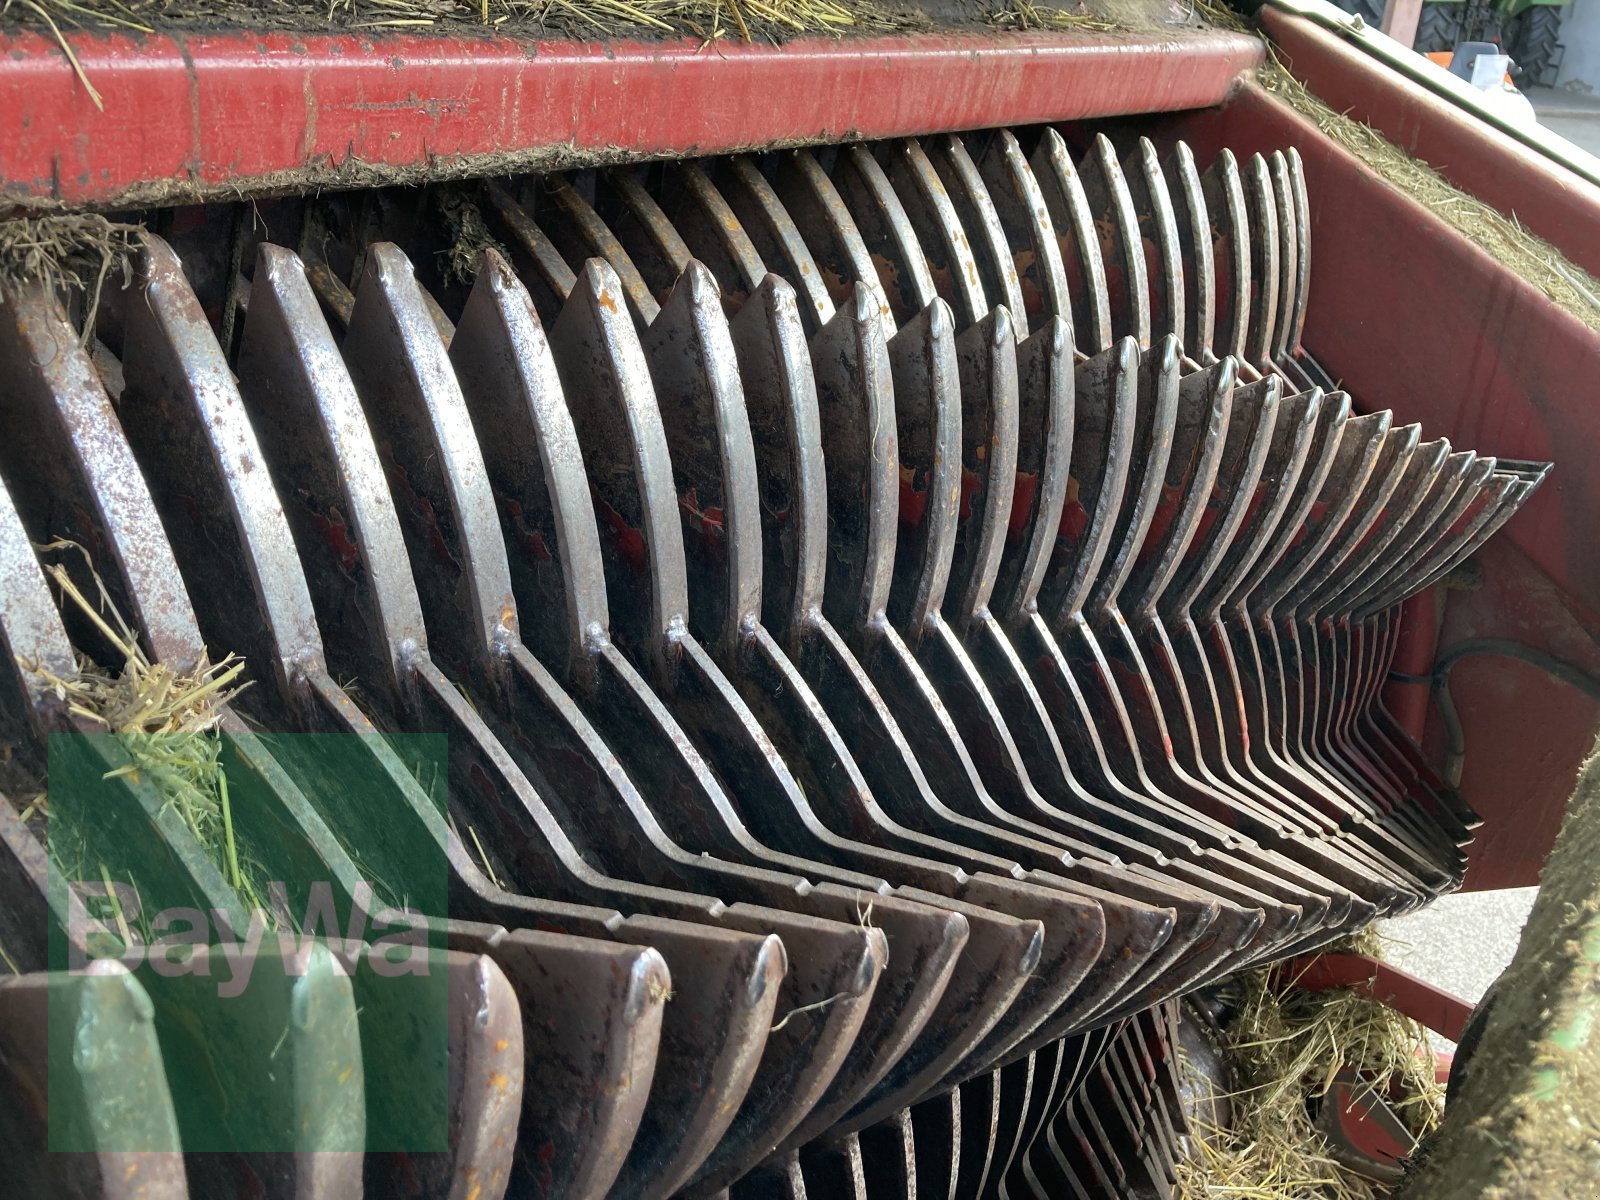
[22,541,266,917]
[1179,932,1445,1199]
[0,214,140,344]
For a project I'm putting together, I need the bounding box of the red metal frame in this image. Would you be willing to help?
[0,26,1263,211]
[1260,5,1600,282]
[1280,953,1474,1043]
[1159,82,1600,887]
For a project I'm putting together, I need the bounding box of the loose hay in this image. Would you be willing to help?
[1179,933,1446,1200]
[20,541,270,922]
[0,214,140,343]
[1255,61,1600,335]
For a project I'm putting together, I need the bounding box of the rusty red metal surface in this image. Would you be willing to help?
[0,25,1263,210]
[1159,81,1600,889]
[1259,5,1600,283]
[1281,952,1473,1043]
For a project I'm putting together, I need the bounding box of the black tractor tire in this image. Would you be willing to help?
[1414,1,1465,53]
[1510,5,1564,86]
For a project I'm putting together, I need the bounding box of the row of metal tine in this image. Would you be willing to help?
[0,124,1545,1200]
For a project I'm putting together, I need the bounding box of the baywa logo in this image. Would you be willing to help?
[67,880,433,998]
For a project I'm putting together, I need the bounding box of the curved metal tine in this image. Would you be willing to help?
[539,170,666,324]
[1239,153,1281,374]
[1136,376,1397,914]
[1120,137,1185,349]
[538,259,897,1194]
[728,277,1108,1130]
[923,306,1235,1030]
[479,180,579,318]
[975,129,1074,338]
[630,260,970,1156]
[831,142,939,325]
[909,1090,961,1200]
[1077,134,1151,348]
[719,156,837,335]
[660,159,768,305]
[344,247,875,1200]
[238,246,748,1200]
[1161,142,1216,362]
[0,799,53,974]
[925,135,1028,331]
[773,148,894,323]
[857,1110,917,1200]
[952,1069,1002,1200]
[0,968,187,1200]
[1047,345,1314,964]
[96,244,579,1200]
[798,1136,869,1200]
[726,1155,804,1200]
[1267,151,1300,367]
[987,1053,1037,1199]
[805,289,1171,1063]
[599,164,698,302]
[1199,150,1252,367]
[251,241,796,1200]
[997,1039,1066,1200]
[1284,148,1313,362]
[884,139,989,329]
[1244,416,1448,851]
[357,946,523,1200]
[1031,129,1113,356]
[0,286,199,675]
[1212,403,1447,894]
[1272,429,1438,816]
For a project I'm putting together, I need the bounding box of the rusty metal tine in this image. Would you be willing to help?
[774,149,893,322]
[1199,150,1251,363]
[928,135,1029,330]
[887,139,988,328]
[946,307,1022,637]
[1078,133,1151,347]
[629,259,971,1154]
[0,968,187,1200]
[542,260,896,1195]
[721,157,837,334]
[858,1110,918,1200]
[1122,137,1186,347]
[269,241,789,1199]
[481,180,578,313]
[0,463,76,770]
[988,319,1075,628]
[910,1090,962,1200]
[663,160,768,304]
[541,172,663,323]
[887,299,963,639]
[833,143,938,323]
[1267,151,1299,365]
[357,947,523,1200]
[1239,153,1280,371]
[0,285,200,673]
[727,1155,806,1200]
[976,129,1074,337]
[1285,147,1313,357]
[600,165,697,299]
[1161,142,1215,360]
[1031,129,1113,355]
[798,1135,869,1199]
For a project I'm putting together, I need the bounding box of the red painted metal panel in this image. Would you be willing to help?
[1260,5,1600,281]
[1281,953,1474,1044]
[1161,82,1600,887]
[0,26,1263,210]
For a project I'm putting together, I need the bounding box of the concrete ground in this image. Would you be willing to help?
[1527,84,1600,158]
[1377,886,1539,1048]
